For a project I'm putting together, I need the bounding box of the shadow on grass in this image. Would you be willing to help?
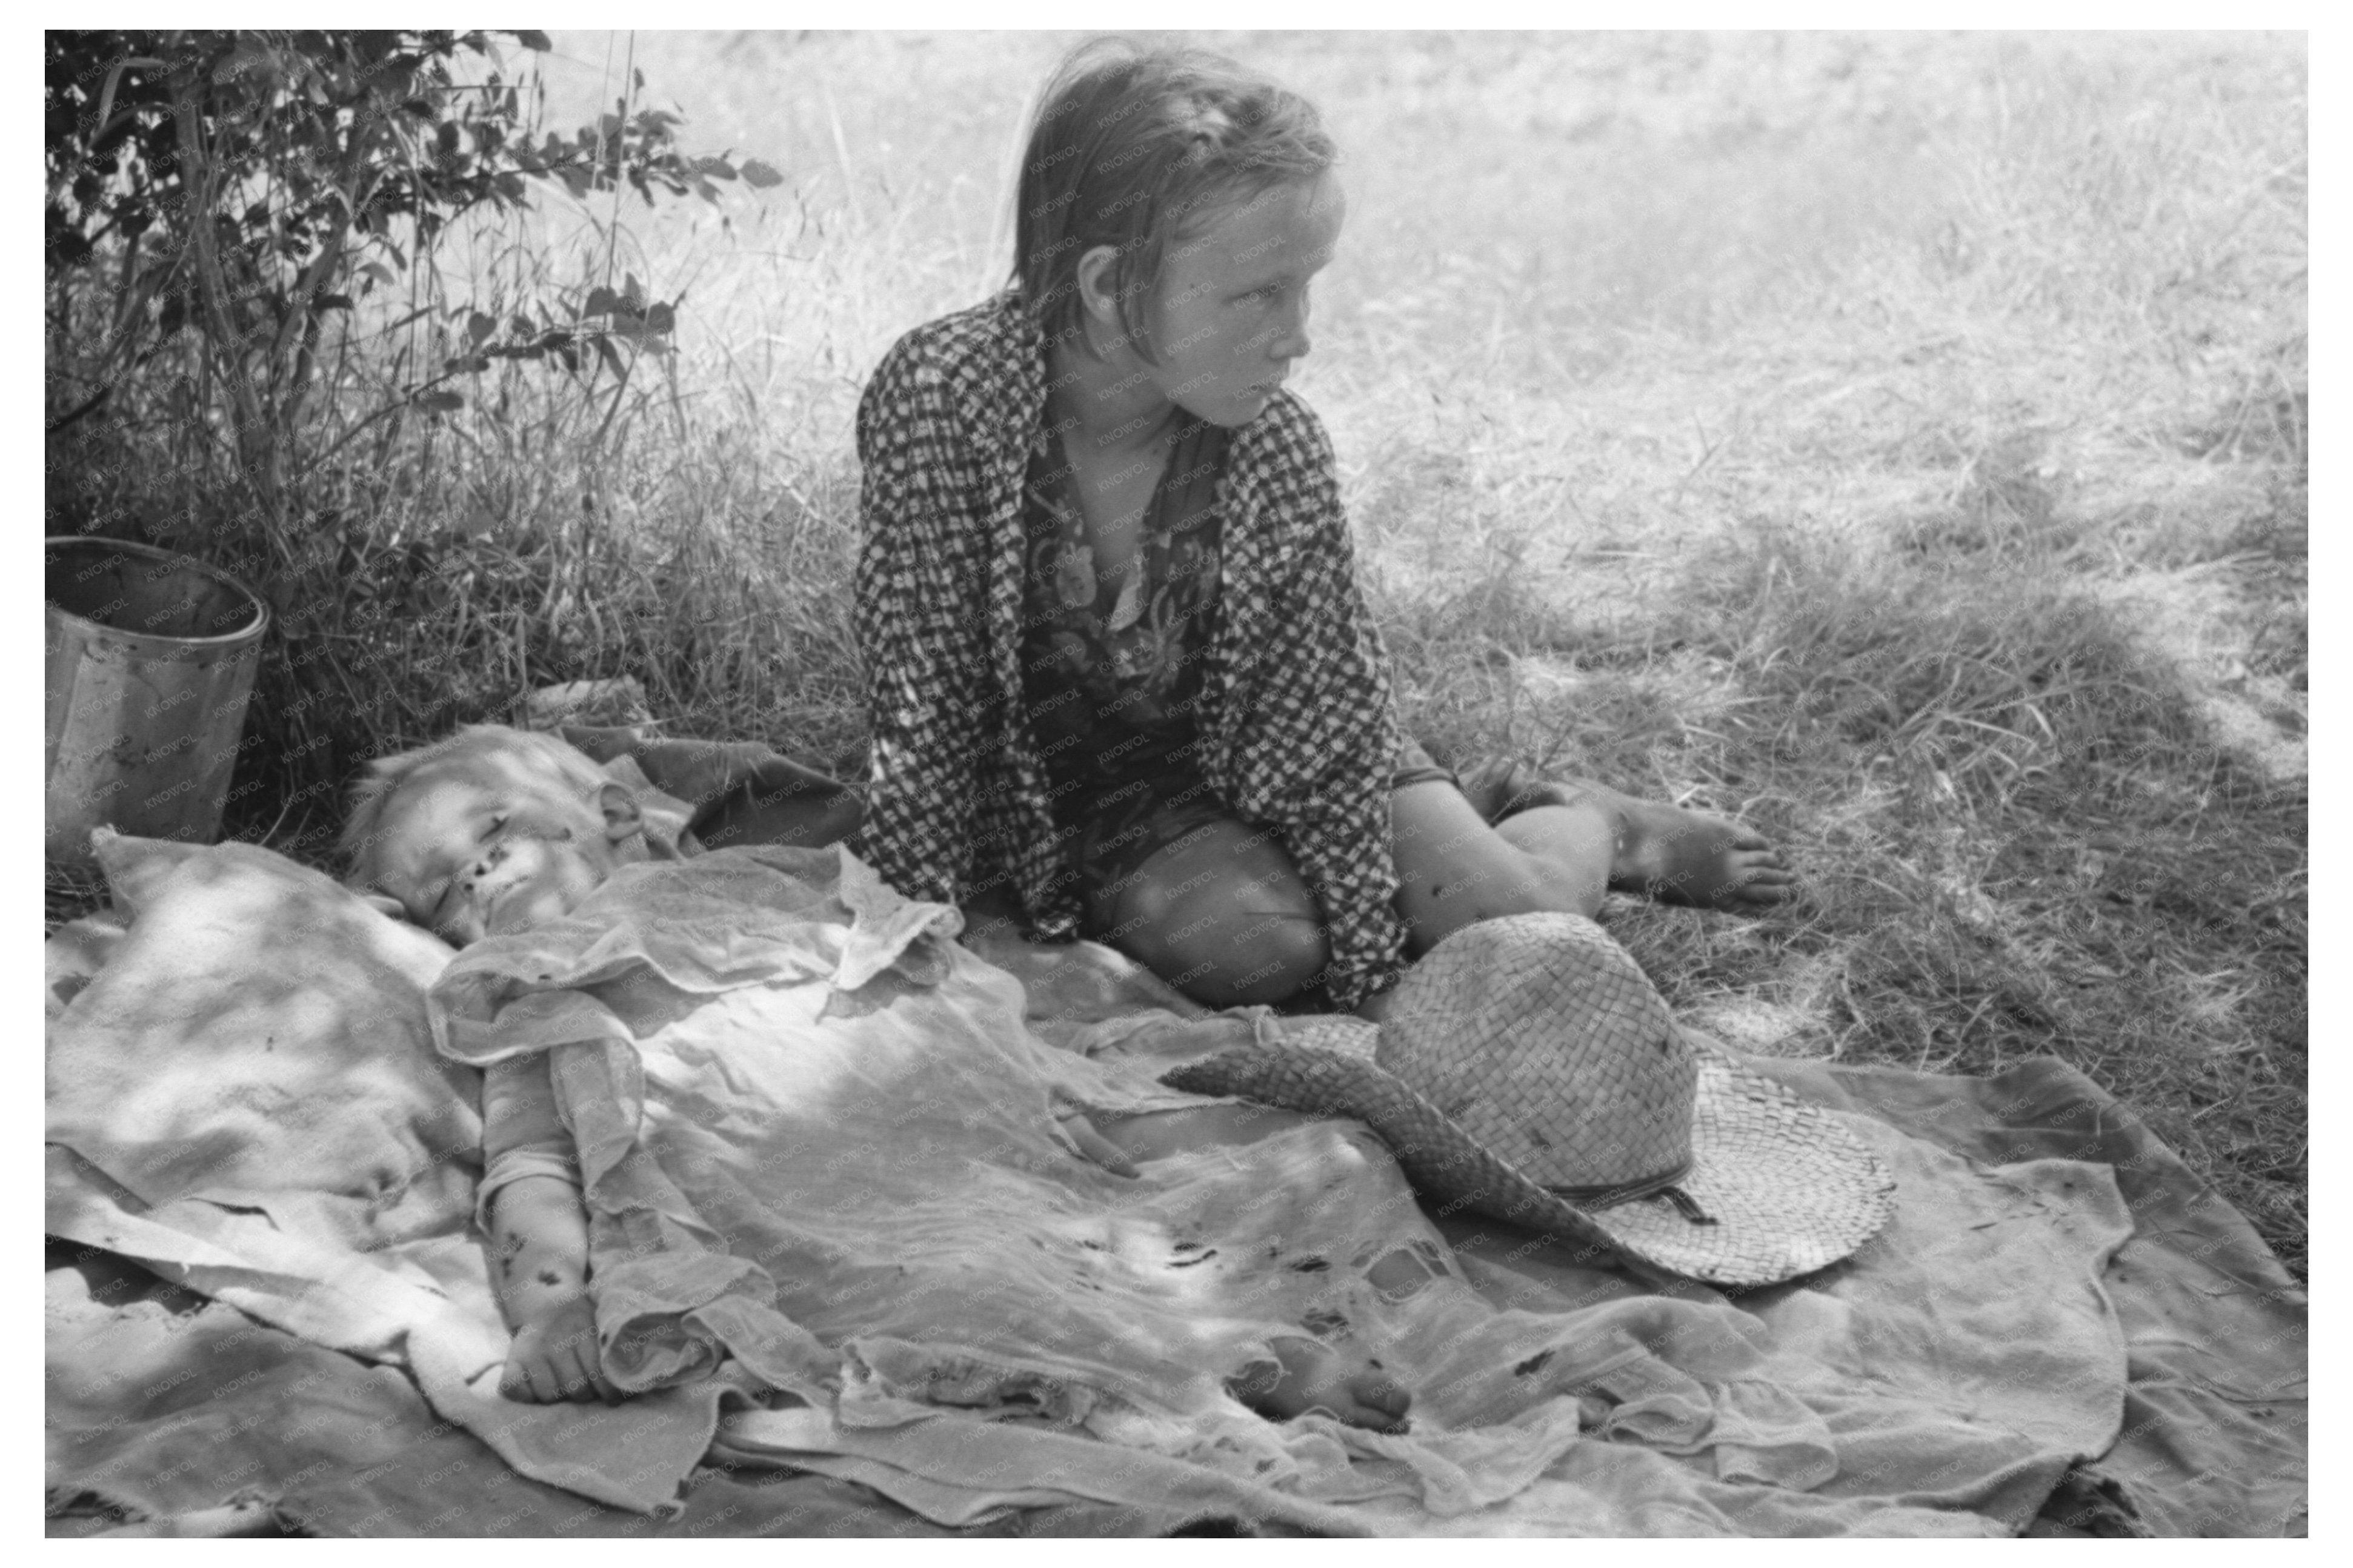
[1388,522,2305,1281]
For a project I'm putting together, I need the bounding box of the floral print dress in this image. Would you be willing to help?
[1019,415,1233,917]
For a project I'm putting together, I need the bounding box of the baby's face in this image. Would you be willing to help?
[359,761,639,945]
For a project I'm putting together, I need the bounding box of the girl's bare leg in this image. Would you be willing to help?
[1093,819,1329,1008]
[1519,774,1797,911]
[1390,773,1796,962]
[1390,778,1606,958]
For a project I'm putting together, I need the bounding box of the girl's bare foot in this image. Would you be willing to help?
[1228,1337,1411,1434]
[1456,759,1796,914]
[1600,793,1797,911]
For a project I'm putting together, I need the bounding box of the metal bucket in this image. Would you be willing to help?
[45,536,271,867]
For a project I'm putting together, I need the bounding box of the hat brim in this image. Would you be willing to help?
[1160,1026,1895,1288]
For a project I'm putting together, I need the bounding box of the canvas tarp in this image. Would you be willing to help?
[45,834,2305,1536]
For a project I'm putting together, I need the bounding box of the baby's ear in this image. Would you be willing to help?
[597,780,645,843]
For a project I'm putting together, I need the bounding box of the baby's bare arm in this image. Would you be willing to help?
[488,1174,618,1403]
[481,1052,614,1402]
[488,1172,590,1327]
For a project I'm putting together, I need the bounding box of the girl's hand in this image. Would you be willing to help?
[501,1294,621,1404]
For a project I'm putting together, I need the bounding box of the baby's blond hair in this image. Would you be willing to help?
[339,724,614,888]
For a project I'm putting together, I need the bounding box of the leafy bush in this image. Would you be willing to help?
[44,29,786,835]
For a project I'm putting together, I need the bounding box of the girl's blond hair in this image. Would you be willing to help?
[1012,39,1334,360]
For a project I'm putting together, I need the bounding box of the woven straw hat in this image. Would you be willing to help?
[1162,912,1895,1287]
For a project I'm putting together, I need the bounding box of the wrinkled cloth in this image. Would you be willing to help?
[45,835,2306,1535]
[47,1243,1176,1540]
[42,833,738,1515]
[427,843,1533,1513]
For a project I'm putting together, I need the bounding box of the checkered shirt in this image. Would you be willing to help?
[850,293,1408,1008]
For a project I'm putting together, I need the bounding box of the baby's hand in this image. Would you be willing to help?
[1053,1100,1139,1178]
[501,1294,621,1404]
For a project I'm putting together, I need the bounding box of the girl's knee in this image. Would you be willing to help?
[1097,824,1330,1005]
[1195,914,1328,1007]
[1139,905,1326,1008]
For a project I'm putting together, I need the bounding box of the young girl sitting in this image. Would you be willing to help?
[851,41,1794,1020]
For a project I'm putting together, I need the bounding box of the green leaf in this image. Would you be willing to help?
[694,156,739,181]
[467,310,498,347]
[515,30,552,51]
[583,285,624,319]
[739,158,784,190]
[414,389,464,414]
[644,302,676,334]
[592,334,626,381]
[622,272,645,311]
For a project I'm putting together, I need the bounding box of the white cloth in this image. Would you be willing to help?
[50,832,2298,1534]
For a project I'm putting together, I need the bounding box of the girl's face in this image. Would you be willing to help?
[1139,172,1346,428]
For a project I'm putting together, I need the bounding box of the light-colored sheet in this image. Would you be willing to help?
[45,832,2306,1536]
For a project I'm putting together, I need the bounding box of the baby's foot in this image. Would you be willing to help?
[1606,795,1797,911]
[1229,1337,1411,1434]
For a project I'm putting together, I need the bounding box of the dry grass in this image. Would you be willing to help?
[47,32,2306,1276]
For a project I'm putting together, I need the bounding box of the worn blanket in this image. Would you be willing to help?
[45,832,2306,1536]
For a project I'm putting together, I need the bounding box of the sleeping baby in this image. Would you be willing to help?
[340,724,1419,1437]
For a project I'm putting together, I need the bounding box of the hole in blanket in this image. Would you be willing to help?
[1366,1246,1436,1301]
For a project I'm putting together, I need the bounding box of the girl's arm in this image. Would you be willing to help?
[1225,395,1411,1011]
[481,1056,619,1403]
[848,331,997,907]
